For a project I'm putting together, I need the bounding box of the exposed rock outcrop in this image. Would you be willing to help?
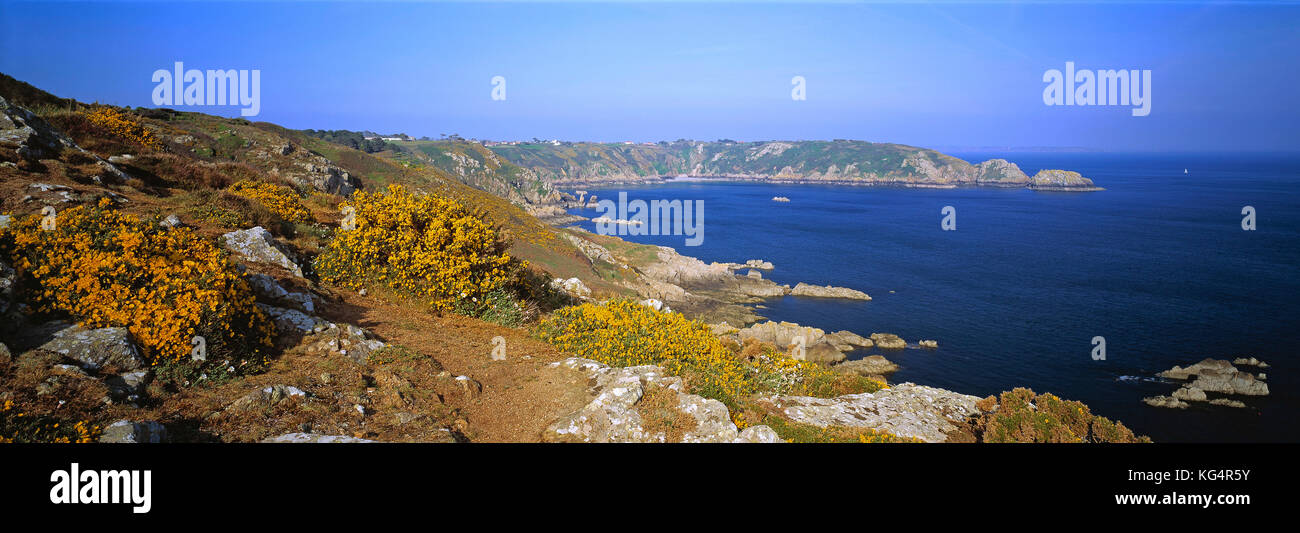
[738,320,826,347]
[825,330,873,351]
[261,433,380,443]
[869,333,906,350]
[221,227,303,277]
[833,355,899,377]
[542,357,781,443]
[790,282,871,300]
[1027,169,1103,191]
[1158,358,1269,396]
[974,158,1029,186]
[764,383,982,442]
[550,277,591,300]
[1232,357,1269,368]
[1143,395,1189,409]
[225,384,308,413]
[0,96,129,183]
[1171,386,1207,402]
[36,324,145,372]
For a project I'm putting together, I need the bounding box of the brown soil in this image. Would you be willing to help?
[314,290,595,442]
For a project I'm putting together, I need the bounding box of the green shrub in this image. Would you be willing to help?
[967,388,1150,443]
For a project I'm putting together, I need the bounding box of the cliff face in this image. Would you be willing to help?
[478,140,1036,187]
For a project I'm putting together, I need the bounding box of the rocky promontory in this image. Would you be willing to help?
[790,282,871,300]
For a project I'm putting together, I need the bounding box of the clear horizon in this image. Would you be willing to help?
[2,1,1297,152]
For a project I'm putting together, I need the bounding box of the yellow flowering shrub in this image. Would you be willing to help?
[315,184,517,312]
[536,298,753,403]
[84,107,162,150]
[534,299,879,408]
[0,199,274,369]
[226,180,312,224]
[0,400,100,443]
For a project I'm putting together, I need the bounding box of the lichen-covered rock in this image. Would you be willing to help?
[99,420,167,443]
[38,324,145,372]
[246,273,290,300]
[765,383,981,442]
[0,95,76,161]
[550,277,591,300]
[225,384,307,413]
[221,226,302,276]
[261,433,377,443]
[734,425,782,443]
[0,96,130,183]
[543,357,779,443]
[300,322,386,364]
[256,304,331,336]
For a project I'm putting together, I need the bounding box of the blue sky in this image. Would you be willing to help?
[2,1,1298,151]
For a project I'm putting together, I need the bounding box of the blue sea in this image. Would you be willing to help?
[566,152,1300,443]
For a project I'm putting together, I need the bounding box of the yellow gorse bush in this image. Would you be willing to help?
[534,299,870,408]
[0,199,274,367]
[315,184,517,311]
[536,298,754,402]
[84,107,162,150]
[227,180,312,224]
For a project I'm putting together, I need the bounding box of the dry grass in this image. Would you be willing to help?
[636,384,697,442]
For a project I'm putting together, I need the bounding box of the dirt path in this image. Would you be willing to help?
[320,291,592,442]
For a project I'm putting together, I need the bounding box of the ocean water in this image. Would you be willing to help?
[566,152,1300,443]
